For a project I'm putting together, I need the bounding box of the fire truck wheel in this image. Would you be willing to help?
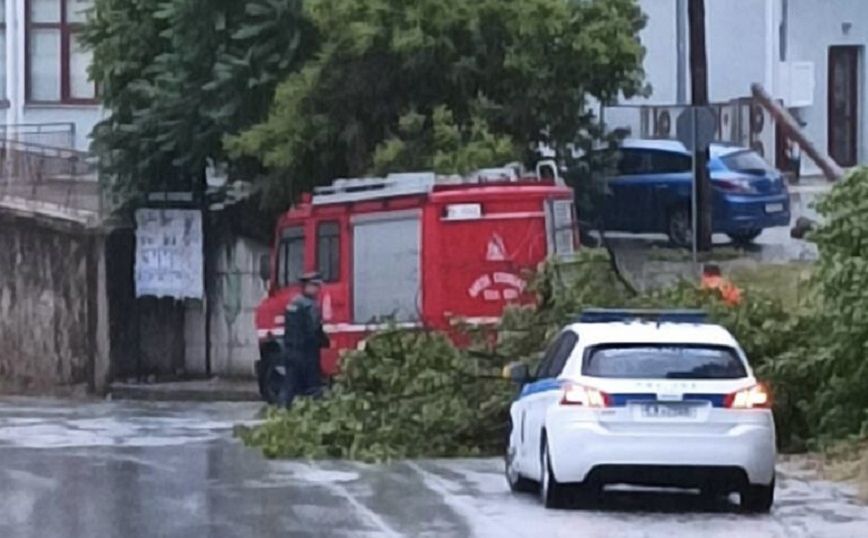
[579,228,599,248]
[259,353,285,404]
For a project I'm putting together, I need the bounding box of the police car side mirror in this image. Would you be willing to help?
[259,253,271,283]
[502,362,532,384]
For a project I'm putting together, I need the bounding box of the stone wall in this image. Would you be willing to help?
[0,211,108,391]
[185,235,268,377]
[0,202,268,389]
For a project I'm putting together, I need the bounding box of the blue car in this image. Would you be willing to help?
[580,139,791,246]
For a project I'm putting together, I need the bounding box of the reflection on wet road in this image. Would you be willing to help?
[0,398,865,538]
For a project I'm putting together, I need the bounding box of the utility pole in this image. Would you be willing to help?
[688,0,713,251]
[676,0,688,104]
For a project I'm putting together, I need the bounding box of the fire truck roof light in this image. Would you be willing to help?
[310,164,557,206]
[312,173,437,205]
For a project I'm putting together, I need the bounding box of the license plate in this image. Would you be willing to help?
[640,403,696,419]
[765,203,784,214]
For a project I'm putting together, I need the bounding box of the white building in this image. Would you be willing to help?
[1,0,102,150]
[620,0,868,175]
[2,0,866,174]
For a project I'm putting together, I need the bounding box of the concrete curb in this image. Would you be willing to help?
[109,379,261,402]
[789,184,833,195]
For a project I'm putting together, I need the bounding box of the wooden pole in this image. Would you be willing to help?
[751,83,845,181]
[688,0,713,251]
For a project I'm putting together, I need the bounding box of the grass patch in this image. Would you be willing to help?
[647,246,744,263]
[729,263,815,309]
[781,440,868,503]
[819,440,868,502]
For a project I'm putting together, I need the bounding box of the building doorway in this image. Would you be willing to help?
[828,46,861,167]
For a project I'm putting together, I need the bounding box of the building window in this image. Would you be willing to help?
[0,0,6,102]
[316,222,340,283]
[27,0,96,103]
[277,226,305,288]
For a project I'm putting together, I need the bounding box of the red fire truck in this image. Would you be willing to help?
[254,163,576,400]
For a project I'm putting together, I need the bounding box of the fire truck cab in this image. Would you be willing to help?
[254,163,576,400]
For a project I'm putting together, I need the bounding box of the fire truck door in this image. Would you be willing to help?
[352,212,421,323]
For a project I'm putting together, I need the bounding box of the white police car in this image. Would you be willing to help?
[504,309,776,512]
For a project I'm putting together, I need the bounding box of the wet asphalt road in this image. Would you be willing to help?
[0,398,866,538]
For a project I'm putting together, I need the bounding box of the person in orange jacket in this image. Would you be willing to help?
[700,264,742,306]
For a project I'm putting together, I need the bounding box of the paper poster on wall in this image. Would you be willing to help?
[135,208,204,299]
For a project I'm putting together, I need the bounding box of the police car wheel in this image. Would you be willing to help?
[505,443,537,494]
[741,480,775,513]
[539,435,568,509]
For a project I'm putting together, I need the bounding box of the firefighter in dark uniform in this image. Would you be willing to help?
[278,272,330,407]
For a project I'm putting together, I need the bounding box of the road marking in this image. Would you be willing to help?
[407,461,524,538]
[308,462,401,538]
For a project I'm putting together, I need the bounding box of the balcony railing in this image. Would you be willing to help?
[0,130,103,226]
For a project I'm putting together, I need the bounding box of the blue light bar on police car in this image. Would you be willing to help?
[578,309,708,324]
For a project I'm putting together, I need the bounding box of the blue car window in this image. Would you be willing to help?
[650,150,691,174]
[616,149,653,175]
[721,150,774,174]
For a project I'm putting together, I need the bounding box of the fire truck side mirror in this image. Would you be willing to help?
[259,253,271,284]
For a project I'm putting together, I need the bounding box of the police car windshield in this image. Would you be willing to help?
[583,344,747,380]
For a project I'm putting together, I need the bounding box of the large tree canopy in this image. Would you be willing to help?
[228,0,647,205]
[84,0,316,197]
[87,0,645,208]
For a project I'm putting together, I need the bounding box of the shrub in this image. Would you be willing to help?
[805,167,868,440]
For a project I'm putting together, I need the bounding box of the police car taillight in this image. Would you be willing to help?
[725,384,771,409]
[560,384,610,408]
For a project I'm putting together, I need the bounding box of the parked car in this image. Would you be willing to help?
[504,309,776,512]
[572,139,791,246]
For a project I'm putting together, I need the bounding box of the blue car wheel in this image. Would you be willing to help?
[667,206,693,247]
[728,230,762,245]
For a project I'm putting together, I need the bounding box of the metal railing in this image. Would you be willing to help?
[0,132,103,225]
[0,123,77,150]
